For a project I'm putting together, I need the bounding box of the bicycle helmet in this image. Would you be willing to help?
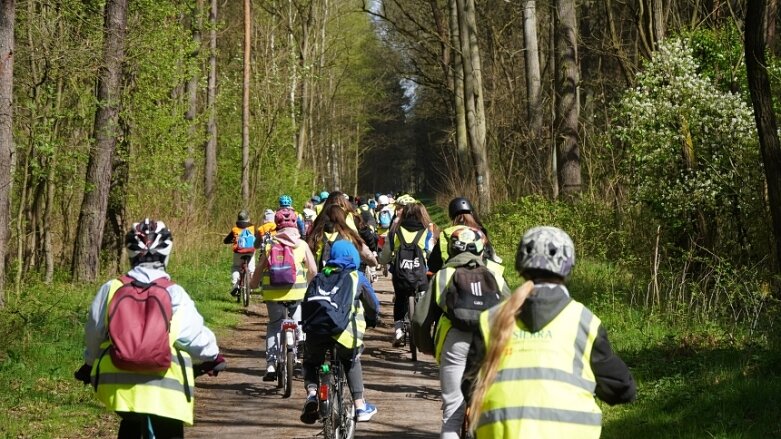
[279,194,293,208]
[319,191,329,200]
[275,207,298,229]
[377,195,390,205]
[396,194,416,206]
[448,197,473,220]
[263,209,275,224]
[126,218,173,267]
[368,199,377,209]
[448,226,485,257]
[311,195,321,204]
[516,226,575,279]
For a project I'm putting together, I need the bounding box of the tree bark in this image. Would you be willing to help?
[204,0,218,211]
[449,0,469,177]
[241,0,251,205]
[0,0,12,307]
[72,0,127,282]
[554,0,581,199]
[746,0,781,284]
[184,0,203,196]
[523,0,543,136]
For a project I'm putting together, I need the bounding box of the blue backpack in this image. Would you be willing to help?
[236,228,256,253]
[302,269,356,337]
[378,210,392,229]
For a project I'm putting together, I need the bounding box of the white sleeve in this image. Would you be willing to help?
[83,281,112,365]
[169,284,220,363]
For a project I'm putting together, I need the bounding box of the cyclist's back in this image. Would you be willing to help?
[223,210,258,297]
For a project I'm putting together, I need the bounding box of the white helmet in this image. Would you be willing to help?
[126,219,173,267]
[377,195,390,205]
[515,226,575,279]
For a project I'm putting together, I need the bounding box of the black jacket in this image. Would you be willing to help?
[462,283,636,406]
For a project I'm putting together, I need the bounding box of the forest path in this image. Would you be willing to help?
[189,275,442,438]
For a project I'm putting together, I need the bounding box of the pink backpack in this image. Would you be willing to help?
[107,275,174,372]
[269,242,297,285]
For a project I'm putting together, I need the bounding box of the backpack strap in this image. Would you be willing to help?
[411,229,425,248]
[151,277,174,289]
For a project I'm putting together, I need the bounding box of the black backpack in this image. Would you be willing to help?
[318,233,343,270]
[391,229,429,292]
[302,269,356,337]
[443,264,502,332]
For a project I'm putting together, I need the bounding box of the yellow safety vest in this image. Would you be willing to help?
[331,271,366,349]
[91,279,195,424]
[262,242,310,301]
[474,300,602,439]
[431,266,509,363]
[391,227,427,254]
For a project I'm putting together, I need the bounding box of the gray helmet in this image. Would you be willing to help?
[515,226,575,279]
[237,210,250,222]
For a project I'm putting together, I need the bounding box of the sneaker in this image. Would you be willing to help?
[300,394,319,424]
[263,365,277,382]
[392,328,404,347]
[356,403,377,422]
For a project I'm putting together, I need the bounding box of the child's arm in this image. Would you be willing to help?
[590,326,637,405]
[223,231,235,244]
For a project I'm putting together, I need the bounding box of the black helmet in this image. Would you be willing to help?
[448,197,473,219]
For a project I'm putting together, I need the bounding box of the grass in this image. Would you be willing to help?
[1,197,779,437]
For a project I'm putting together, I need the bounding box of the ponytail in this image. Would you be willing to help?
[467,281,534,432]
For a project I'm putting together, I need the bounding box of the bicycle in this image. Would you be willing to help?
[401,291,420,362]
[237,254,252,307]
[276,315,301,398]
[317,347,356,439]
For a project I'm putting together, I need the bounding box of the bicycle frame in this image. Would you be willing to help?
[317,348,355,439]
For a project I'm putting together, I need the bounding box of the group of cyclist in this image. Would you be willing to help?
[77,190,636,439]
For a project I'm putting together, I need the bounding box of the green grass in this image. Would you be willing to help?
[0,245,245,438]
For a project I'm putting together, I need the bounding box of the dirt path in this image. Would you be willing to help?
[189,275,442,438]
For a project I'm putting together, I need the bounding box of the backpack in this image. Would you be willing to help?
[107,275,174,372]
[378,210,392,229]
[236,227,256,253]
[443,264,502,332]
[268,241,297,285]
[318,234,343,269]
[391,229,429,292]
[303,219,314,238]
[302,269,356,336]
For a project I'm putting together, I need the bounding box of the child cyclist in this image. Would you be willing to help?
[300,240,380,424]
[412,226,510,439]
[75,219,225,438]
[223,210,258,297]
[250,207,317,381]
[463,226,636,438]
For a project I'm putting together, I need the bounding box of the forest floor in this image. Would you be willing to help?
[188,274,443,438]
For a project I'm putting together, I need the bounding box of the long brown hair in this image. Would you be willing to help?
[453,212,490,245]
[306,203,364,253]
[467,281,534,431]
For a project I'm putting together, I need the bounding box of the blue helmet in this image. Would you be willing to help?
[319,191,329,200]
[368,199,377,209]
[311,195,321,204]
[279,194,293,208]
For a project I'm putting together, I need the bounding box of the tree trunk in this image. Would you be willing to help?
[746,0,781,286]
[0,0,14,307]
[204,0,217,211]
[457,0,491,212]
[72,0,128,281]
[449,0,469,177]
[241,0,251,205]
[523,0,543,137]
[554,0,581,199]
[652,0,665,48]
[184,0,203,197]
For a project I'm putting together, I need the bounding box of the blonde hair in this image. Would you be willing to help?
[467,281,534,431]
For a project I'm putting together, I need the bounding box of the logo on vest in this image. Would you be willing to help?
[399,258,421,269]
[513,329,553,340]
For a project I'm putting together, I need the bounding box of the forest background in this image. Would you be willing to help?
[1,0,781,437]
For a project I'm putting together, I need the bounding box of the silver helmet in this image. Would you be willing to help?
[515,226,575,279]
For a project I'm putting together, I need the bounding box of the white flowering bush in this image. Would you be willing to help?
[614,38,763,243]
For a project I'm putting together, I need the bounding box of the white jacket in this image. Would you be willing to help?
[83,264,220,365]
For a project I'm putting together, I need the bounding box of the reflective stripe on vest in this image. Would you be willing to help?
[262,243,310,301]
[475,300,602,439]
[93,279,195,424]
[332,271,366,349]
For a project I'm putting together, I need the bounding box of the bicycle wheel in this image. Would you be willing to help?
[242,269,251,307]
[323,382,338,439]
[337,368,356,439]
[283,350,294,398]
[408,295,417,362]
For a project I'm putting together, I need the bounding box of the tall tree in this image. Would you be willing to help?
[523,0,542,138]
[554,0,581,198]
[72,0,128,281]
[205,0,218,210]
[0,0,15,307]
[184,0,203,196]
[746,0,781,282]
[242,0,251,204]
